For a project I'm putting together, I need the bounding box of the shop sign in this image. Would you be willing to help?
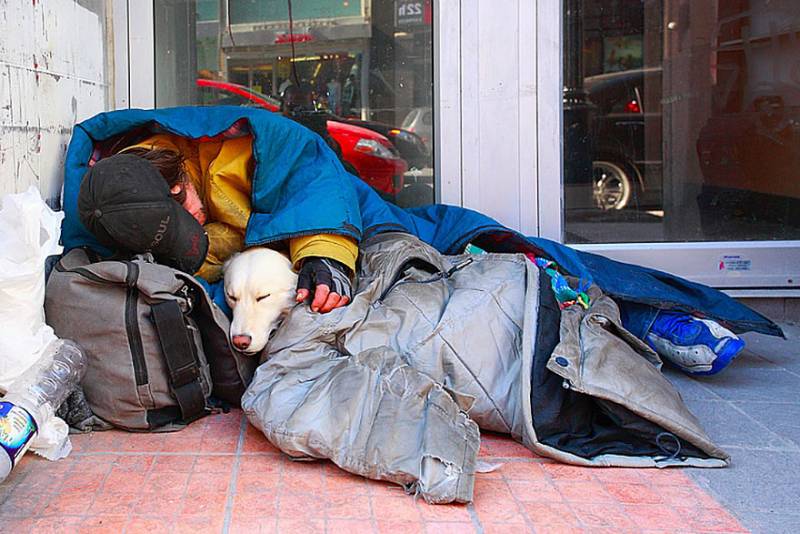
[395,0,431,27]
[274,33,314,44]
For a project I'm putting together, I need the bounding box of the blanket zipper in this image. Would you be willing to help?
[124,261,148,386]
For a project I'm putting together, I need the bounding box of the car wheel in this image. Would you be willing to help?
[593,161,633,210]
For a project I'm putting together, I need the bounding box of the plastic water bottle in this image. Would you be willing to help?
[0,339,86,482]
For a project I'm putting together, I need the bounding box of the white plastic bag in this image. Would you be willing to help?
[0,186,71,459]
[0,186,63,391]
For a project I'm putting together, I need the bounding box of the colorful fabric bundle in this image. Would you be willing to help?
[464,244,589,310]
[524,253,590,310]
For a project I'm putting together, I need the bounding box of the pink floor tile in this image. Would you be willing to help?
[522,501,584,528]
[242,425,281,453]
[278,491,325,519]
[87,491,140,516]
[480,432,538,458]
[238,453,283,474]
[416,501,472,523]
[326,519,375,533]
[674,505,750,533]
[553,480,615,503]
[541,462,596,482]
[570,503,640,530]
[602,481,665,505]
[371,495,423,522]
[228,516,275,534]
[0,418,750,534]
[622,503,689,531]
[232,491,278,518]
[375,520,425,534]
[325,470,373,495]
[151,454,196,472]
[506,478,563,502]
[134,491,186,518]
[102,469,147,492]
[499,461,547,481]
[325,493,372,520]
[482,523,533,534]
[274,517,326,533]
[236,471,280,493]
[75,515,130,534]
[41,490,97,516]
[424,521,478,533]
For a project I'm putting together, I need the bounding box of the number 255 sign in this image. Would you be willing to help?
[395,0,431,27]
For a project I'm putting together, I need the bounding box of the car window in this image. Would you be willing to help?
[218,92,254,107]
[197,86,251,107]
[197,87,220,106]
[422,111,432,125]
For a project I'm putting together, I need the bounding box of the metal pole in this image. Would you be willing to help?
[563,0,586,104]
[562,0,595,210]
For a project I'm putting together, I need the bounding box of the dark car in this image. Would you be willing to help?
[584,67,663,210]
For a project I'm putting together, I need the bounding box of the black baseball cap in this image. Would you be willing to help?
[78,154,209,274]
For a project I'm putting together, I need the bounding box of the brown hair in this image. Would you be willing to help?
[120,147,188,204]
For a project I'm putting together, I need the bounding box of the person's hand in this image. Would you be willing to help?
[295,258,352,313]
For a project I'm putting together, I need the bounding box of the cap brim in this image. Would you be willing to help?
[100,199,208,274]
[156,205,209,274]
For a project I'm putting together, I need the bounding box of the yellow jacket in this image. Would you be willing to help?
[124,133,358,282]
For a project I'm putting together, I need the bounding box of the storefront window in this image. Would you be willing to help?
[154,0,434,207]
[563,0,800,243]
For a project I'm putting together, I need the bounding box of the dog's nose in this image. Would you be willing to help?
[231,334,252,351]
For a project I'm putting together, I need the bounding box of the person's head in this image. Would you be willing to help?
[281,82,315,115]
[122,147,206,225]
[77,153,209,273]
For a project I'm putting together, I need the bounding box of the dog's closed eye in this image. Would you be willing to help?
[256,294,271,302]
[227,293,238,302]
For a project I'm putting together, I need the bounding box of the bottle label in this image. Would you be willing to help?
[0,402,37,467]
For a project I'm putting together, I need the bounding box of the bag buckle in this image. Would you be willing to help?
[171,364,200,388]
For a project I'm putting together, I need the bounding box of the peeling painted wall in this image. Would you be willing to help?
[0,0,111,206]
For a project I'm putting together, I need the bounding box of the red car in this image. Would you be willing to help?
[196,79,407,197]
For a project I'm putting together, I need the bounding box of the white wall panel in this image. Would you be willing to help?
[435,0,463,206]
[0,0,111,204]
[458,0,537,234]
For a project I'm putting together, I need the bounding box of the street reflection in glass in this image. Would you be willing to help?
[155,0,435,207]
[563,0,800,243]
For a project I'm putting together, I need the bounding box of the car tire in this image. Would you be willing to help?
[593,160,633,210]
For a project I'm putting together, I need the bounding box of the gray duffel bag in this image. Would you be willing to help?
[44,248,255,431]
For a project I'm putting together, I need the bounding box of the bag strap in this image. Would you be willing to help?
[150,300,208,424]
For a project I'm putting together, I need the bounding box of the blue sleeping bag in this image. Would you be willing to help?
[61,106,782,339]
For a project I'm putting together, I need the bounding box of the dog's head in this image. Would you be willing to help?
[223,248,298,355]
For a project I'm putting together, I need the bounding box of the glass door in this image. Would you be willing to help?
[142,0,435,209]
[549,0,800,290]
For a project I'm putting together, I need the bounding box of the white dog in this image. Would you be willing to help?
[223,248,298,355]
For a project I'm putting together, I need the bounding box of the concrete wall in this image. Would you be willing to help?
[0,0,111,206]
